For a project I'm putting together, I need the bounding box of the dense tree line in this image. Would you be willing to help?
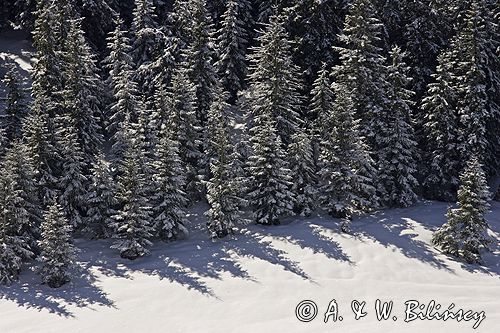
[0,0,498,286]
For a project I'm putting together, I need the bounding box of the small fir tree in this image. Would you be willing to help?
[38,200,77,288]
[432,157,491,264]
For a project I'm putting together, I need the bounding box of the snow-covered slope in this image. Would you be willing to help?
[0,201,498,333]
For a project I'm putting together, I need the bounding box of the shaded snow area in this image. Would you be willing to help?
[1,201,499,333]
[0,29,33,109]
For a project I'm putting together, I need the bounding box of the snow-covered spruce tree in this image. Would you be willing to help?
[247,12,303,147]
[135,98,157,202]
[376,46,418,208]
[318,80,379,220]
[310,64,335,128]
[111,122,153,260]
[31,0,64,114]
[247,109,295,226]
[104,15,142,161]
[62,18,104,167]
[182,0,218,127]
[38,200,77,288]
[215,0,249,101]
[23,96,61,206]
[51,0,76,44]
[402,0,455,100]
[167,66,204,200]
[2,64,28,143]
[432,157,491,264]
[454,0,500,176]
[151,124,189,242]
[84,153,117,239]
[285,0,345,87]
[167,0,194,55]
[0,230,27,285]
[150,80,170,136]
[1,142,42,254]
[205,86,245,238]
[310,63,335,167]
[0,143,39,285]
[421,51,461,201]
[289,131,317,217]
[421,0,500,200]
[55,114,87,229]
[130,0,164,99]
[333,0,388,146]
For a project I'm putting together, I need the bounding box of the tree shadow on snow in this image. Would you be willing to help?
[0,258,116,317]
[82,215,353,298]
[351,203,454,272]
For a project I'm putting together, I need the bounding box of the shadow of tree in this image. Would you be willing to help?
[0,261,115,317]
[350,203,454,272]
[82,216,353,298]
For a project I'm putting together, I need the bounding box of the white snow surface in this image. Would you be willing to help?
[0,201,499,333]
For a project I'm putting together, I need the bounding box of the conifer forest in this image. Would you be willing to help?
[0,1,499,332]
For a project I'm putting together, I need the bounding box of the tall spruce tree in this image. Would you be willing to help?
[247,110,295,226]
[422,0,500,200]
[167,66,204,199]
[432,157,491,264]
[23,96,61,206]
[104,16,141,162]
[310,64,335,131]
[32,0,64,105]
[151,124,189,242]
[377,47,418,207]
[310,64,335,168]
[454,0,500,175]
[0,142,41,254]
[62,18,104,167]
[289,131,317,217]
[131,0,164,99]
[84,153,117,239]
[421,52,461,201]
[2,64,27,143]
[318,79,379,219]
[246,13,303,147]
[215,0,250,101]
[333,0,388,145]
[0,143,38,285]
[205,86,245,238]
[38,200,77,288]
[55,114,87,229]
[111,121,153,260]
[182,0,218,128]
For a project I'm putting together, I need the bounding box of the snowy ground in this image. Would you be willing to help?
[0,201,499,333]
